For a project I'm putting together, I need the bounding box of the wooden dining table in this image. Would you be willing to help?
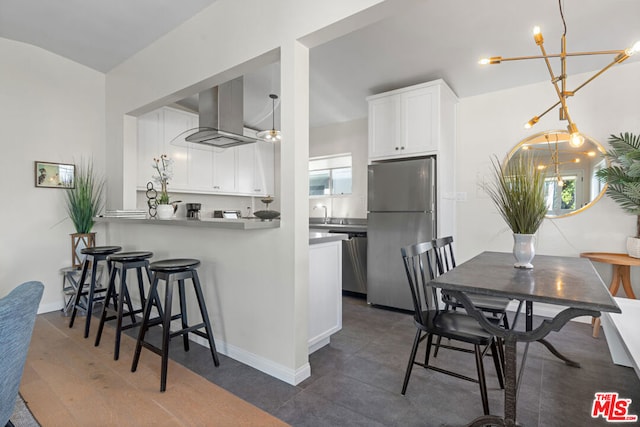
[430,251,621,427]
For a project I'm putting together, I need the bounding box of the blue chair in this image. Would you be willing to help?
[0,281,44,427]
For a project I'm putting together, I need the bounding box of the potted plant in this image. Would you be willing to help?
[485,153,547,268]
[65,159,105,267]
[152,154,175,219]
[595,132,640,258]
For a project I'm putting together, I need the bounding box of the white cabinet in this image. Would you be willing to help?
[163,107,195,190]
[367,79,458,240]
[237,140,275,196]
[137,109,163,188]
[212,147,237,193]
[255,140,275,196]
[237,144,255,194]
[137,106,197,191]
[308,239,343,354]
[137,106,275,197]
[188,144,214,191]
[367,79,456,161]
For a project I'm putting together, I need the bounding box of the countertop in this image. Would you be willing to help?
[309,231,349,245]
[309,218,367,234]
[308,223,367,233]
[96,216,280,230]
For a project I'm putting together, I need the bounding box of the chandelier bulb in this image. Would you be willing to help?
[524,116,540,129]
[479,56,502,65]
[567,123,582,145]
[533,26,544,45]
[569,131,585,148]
[626,40,640,56]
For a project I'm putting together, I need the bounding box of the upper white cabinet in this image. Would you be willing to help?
[367,79,457,161]
[238,139,275,196]
[162,107,196,190]
[137,106,274,197]
[212,147,236,193]
[137,109,163,188]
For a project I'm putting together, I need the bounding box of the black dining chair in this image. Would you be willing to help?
[433,237,513,328]
[400,241,504,415]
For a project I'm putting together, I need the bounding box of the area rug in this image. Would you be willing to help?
[11,394,40,427]
[20,313,288,426]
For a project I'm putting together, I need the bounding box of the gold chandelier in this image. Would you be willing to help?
[479,0,640,148]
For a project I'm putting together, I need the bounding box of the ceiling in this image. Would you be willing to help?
[2,0,639,130]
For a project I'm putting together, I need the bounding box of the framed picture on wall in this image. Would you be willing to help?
[34,161,75,188]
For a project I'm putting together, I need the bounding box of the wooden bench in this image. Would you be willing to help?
[601,297,640,380]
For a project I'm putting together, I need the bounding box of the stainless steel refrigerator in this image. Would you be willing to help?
[367,157,436,311]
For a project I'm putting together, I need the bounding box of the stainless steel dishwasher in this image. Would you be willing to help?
[329,230,367,295]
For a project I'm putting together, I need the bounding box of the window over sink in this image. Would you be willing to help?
[309,154,352,196]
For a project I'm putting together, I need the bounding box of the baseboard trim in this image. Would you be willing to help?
[38,301,63,314]
[189,333,311,385]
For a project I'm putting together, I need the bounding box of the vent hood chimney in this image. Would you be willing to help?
[185,77,256,148]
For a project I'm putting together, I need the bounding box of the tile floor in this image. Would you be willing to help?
[162,295,639,426]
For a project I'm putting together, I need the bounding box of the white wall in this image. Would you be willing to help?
[0,38,105,312]
[456,61,640,295]
[309,118,368,219]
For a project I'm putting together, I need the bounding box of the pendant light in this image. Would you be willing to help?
[257,94,282,142]
[479,0,640,148]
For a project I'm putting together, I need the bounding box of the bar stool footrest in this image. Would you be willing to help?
[169,323,206,338]
[191,329,212,341]
[102,307,143,319]
[140,341,163,357]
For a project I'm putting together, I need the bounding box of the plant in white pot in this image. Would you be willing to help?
[152,154,175,219]
[485,153,547,269]
[595,132,640,258]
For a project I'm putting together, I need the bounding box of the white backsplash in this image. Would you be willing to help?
[136,191,277,219]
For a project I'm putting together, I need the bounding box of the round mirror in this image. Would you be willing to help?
[506,130,608,218]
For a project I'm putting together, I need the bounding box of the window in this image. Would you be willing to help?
[544,171,583,216]
[309,154,352,196]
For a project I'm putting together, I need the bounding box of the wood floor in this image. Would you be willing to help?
[20,312,288,427]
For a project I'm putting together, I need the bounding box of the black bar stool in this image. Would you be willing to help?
[69,245,122,338]
[94,251,158,360]
[131,258,220,392]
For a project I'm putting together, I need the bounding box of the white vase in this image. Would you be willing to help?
[627,236,640,258]
[156,204,174,220]
[513,233,535,269]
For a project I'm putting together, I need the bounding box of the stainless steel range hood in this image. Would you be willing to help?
[185,77,256,148]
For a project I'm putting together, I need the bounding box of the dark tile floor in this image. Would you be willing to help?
[162,295,639,427]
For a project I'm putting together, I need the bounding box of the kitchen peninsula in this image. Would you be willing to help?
[95,217,346,383]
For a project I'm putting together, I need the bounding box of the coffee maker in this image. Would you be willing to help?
[186,203,201,219]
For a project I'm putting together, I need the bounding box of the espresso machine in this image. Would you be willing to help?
[186,203,201,219]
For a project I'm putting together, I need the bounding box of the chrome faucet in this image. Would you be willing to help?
[314,204,328,224]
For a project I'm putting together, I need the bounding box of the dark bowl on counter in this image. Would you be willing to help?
[254,210,280,221]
